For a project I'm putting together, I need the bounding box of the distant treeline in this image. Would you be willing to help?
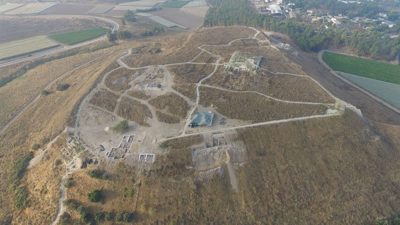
[204,0,400,60]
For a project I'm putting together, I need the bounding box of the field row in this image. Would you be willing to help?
[0,28,108,61]
[322,51,400,110]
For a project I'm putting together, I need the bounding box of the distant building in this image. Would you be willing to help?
[269,4,282,15]
[189,111,214,127]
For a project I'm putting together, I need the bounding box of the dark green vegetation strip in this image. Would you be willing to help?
[323,52,400,85]
[9,152,33,187]
[49,27,108,45]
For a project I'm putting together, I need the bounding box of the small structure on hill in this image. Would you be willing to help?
[189,111,214,127]
[225,51,263,73]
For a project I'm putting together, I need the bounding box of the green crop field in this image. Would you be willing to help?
[49,27,108,45]
[323,51,400,85]
[161,0,191,8]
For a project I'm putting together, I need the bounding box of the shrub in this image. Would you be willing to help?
[117,30,133,40]
[15,186,28,209]
[115,212,124,222]
[123,187,135,198]
[112,120,129,134]
[124,10,137,22]
[63,199,81,210]
[122,212,134,222]
[88,189,103,203]
[41,90,50,96]
[64,178,75,188]
[10,152,33,186]
[56,83,70,91]
[31,143,40,150]
[88,169,111,180]
[60,212,72,225]
[104,211,115,221]
[107,31,117,42]
[94,212,105,223]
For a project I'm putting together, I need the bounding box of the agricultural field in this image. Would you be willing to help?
[5,2,57,15]
[49,27,108,45]
[113,0,165,11]
[339,72,400,108]
[0,17,108,44]
[323,51,400,84]
[152,7,205,29]
[0,3,22,13]
[39,3,94,15]
[160,0,190,8]
[180,0,208,18]
[0,36,59,60]
[87,4,114,14]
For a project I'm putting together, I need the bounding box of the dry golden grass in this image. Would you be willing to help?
[13,134,67,225]
[168,63,215,84]
[100,112,400,225]
[199,86,327,122]
[234,111,400,225]
[122,26,255,68]
[89,89,120,112]
[116,97,152,126]
[0,48,111,128]
[155,110,181,124]
[104,67,143,93]
[149,92,189,119]
[0,47,121,223]
[66,163,138,212]
[173,83,197,101]
[205,67,334,103]
[192,52,218,64]
[127,90,152,100]
[191,26,256,45]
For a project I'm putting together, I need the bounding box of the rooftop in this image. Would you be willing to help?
[190,111,214,127]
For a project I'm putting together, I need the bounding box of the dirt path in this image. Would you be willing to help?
[51,151,85,225]
[181,58,222,135]
[225,149,238,191]
[201,84,332,106]
[162,112,342,142]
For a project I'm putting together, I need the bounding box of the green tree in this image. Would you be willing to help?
[124,10,137,22]
[112,120,129,133]
[88,189,103,203]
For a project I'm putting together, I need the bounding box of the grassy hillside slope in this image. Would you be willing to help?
[127,111,400,225]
